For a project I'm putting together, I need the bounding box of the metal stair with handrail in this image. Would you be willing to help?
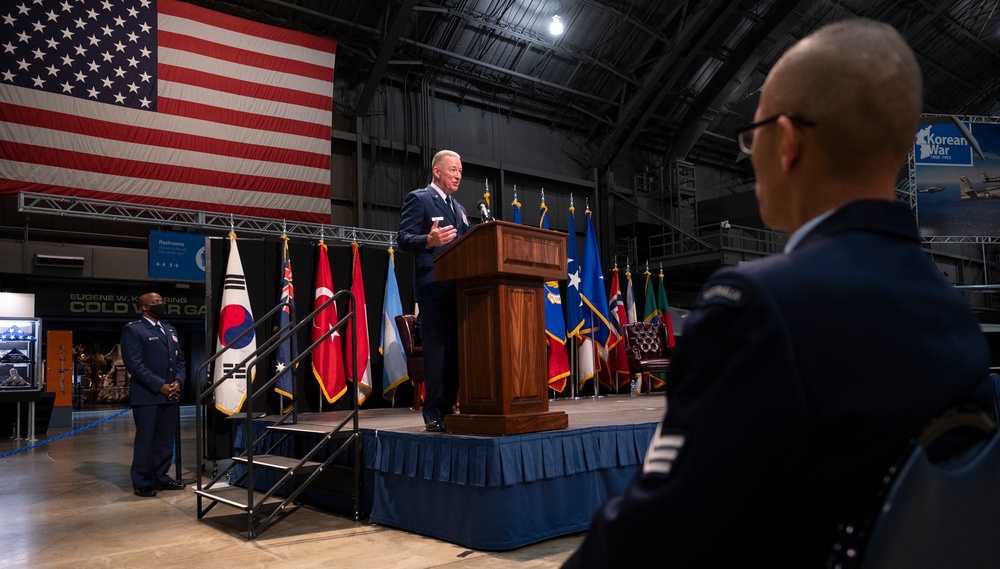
[193,290,361,539]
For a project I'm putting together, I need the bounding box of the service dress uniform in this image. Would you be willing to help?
[121,317,186,494]
[564,200,993,568]
[396,184,470,426]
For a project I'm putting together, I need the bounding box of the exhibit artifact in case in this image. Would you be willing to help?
[0,319,42,392]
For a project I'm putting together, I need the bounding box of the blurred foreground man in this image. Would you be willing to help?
[563,19,993,568]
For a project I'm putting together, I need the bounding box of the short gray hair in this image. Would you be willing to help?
[432,150,460,168]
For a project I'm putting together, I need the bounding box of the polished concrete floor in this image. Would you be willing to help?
[0,406,585,569]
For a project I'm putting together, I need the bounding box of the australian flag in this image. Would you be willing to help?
[274,239,296,399]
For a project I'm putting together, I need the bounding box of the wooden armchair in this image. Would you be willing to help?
[622,322,672,394]
[394,314,424,410]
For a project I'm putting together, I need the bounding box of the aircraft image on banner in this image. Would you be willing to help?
[958,174,1000,200]
[916,186,945,194]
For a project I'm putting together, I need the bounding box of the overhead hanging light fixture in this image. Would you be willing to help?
[549,15,564,36]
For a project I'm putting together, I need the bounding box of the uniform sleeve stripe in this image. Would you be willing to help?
[642,425,686,476]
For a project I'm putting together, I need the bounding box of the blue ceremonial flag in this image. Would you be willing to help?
[538,194,569,391]
[512,194,522,224]
[274,237,296,399]
[538,199,561,340]
[580,208,612,349]
[565,201,584,338]
[544,280,571,391]
[380,248,409,401]
[544,281,567,343]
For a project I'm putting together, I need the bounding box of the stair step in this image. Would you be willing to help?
[194,483,283,510]
[231,454,320,472]
[223,411,271,421]
[268,423,352,437]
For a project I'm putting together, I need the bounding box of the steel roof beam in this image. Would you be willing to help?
[351,0,416,119]
[666,0,809,161]
[600,0,734,171]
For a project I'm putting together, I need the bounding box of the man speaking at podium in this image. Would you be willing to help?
[397,150,471,432]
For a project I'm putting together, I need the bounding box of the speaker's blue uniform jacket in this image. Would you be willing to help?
[121,317,186,490]
[397,185,470,423]
[564,200,993,568]
[396,185,470,302]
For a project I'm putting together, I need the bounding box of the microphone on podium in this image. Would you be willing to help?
[476,200,494,222]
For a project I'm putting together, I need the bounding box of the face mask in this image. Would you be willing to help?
[148,303,167,319]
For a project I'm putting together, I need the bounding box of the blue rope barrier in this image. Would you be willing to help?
[0,408,131,459]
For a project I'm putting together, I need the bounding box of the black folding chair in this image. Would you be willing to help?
[830,407,1000,569]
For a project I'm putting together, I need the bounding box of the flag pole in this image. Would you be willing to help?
[289,246,298,419]
[566,336,580,401]
[587,197,602,400]
[318,230,324,413]
[569,193,578,400]
[590,311,599,399]
[572,339,580,399]
[644,259,650,394]
[585,203,596,400]
[575,335,581,399]
[613,256,619,395]
[626,261,639,397]
[386,245,398,410]
[279,227,287,415]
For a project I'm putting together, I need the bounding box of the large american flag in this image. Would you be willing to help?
[0,0,336,223]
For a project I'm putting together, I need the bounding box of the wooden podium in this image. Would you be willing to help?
[434,220,569,436]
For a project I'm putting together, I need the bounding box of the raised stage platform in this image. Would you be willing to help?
[234,394,665,550]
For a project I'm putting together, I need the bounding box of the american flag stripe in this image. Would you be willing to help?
[161,0,334,58]
[157,89,331,141]
[159,64,334,120]
[157,48,334,129]
[0,140,328,194]
[2,88,329,168]
[1,116,329,190]
[0,0,336,224]
[158,31,336,85]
